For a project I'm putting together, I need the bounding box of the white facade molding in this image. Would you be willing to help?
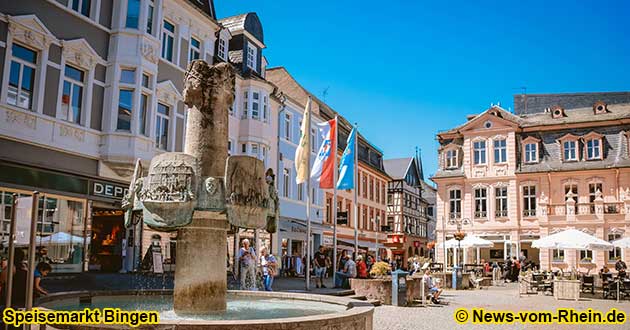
[156,80,182,104]
[7,15,58,48]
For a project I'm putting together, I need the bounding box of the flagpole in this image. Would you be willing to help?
[332,116,339,286]
[305,97,312,291]
[353,123,359,258]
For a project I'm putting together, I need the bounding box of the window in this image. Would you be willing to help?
[161,21,175,62]
[218,38,227,60]
[189,37,201,62]
[494,139,507,163]
[608,233,622,262]
[563,140,577,161]
[227,140,233,155]
[524,143,538,163]
[580,250,593,262]
[155,103,170,150]
[262,146,267,167]
[376,182,380,204]
[445,149,458,168]
[242,91,249,118]
[146,0,155,34]
[246,42,257,70]
[311,128,316,153]
[523,185,536,217]
[362,173,368,198]
[70,0,91,17]
[586,138,601,160]
[262,95,268,121]
[473,140,486,165]
[564,184,578,199]
[251,92,260,119]
[139,94,149,136]
[552,249,564,262]
[7,44,37,110]
[449,189,461,219]
[241,143,246,153]
[116,90,133,131]
[283,169,290,198]
[495,187,508,217]
[369,178,374,201]
[139,74,149,89]
[297,183,304,201]
[125,0,141,29]
[474,188,487,218]
[284,113,291,141]
[120,69,136,84]
[61,65,84,124]
[251,144,259,157]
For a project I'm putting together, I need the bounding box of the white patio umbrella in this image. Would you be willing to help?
[38,232,89,245]
[441,235,494,265]
[612,237,630,249]
[532,229,613,251]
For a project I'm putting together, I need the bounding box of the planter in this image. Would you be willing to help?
[553,279,580,301]
[350,277,420,305]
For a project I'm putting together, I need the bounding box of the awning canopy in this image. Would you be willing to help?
[532,229,613,251]
[612,237,630,249]
[440,235,494,249]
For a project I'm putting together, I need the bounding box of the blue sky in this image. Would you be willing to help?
[215,0,630,180]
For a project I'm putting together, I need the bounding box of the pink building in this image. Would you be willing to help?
[432,92,630,273]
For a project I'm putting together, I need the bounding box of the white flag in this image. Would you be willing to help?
[295,97,311,184]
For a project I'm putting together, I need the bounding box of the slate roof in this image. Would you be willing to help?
[384,158,413,180]
[439,106,522,135]
[186,0,216,20]
[219,13,247,30]
[519,103,630,127]
[218,12,264,43]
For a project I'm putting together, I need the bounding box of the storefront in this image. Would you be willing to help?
[0,161,128,273]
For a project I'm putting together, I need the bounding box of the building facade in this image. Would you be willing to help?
[0,0,229,273]
[433,92,630,273]
[384,157,430,265]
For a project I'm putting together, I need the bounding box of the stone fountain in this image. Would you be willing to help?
[37,60,373,329]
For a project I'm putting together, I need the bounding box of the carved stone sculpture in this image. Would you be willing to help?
[122,60,279,314]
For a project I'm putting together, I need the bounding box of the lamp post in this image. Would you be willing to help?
[448,217,470,267]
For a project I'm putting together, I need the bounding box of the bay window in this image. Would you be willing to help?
[116,90,133,131]
[70,0,91,17]
[125,0,141,29]
[7,44,37,110]
[190,37,201,62]
[147,0,155,34]
[139,94,149,136]
[60,65,84,124]
[263,95,268,121]
[473,140,486,165]
[251,91,260,119]
[155,103,170,150]
[242,91,249,118]
[161,21,175,62]
[445,149,458,168]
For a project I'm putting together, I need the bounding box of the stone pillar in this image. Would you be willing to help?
[174,213,229,313]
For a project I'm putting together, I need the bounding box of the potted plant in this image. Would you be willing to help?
[369,261,391,278]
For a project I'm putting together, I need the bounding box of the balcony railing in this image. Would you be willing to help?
[546,202,625,216]
[474,211,487,218]
[495,210,508,218]
[522,209,536,217]
[449,212,461,219]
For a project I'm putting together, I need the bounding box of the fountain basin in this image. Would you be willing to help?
[37,290,374,330]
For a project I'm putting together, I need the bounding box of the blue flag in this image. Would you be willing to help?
[336,127,356,190]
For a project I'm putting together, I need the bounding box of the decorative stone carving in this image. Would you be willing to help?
[494,166,507,176]
[5,109,36,129]
[8,16,54,50]
[141,41,159,64]
[139,153,198,231]
[58,124,86,142]
[473,167,486,177]
[225,156,269,229]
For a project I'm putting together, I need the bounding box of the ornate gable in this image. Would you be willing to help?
[8,14,57,49]
[62,39,105,69]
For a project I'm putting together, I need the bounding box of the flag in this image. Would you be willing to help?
[295,97,311,184]
[336,127,356,190]
[311,118,337,188]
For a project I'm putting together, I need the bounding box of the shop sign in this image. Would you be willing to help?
[90,181,128,200]
[323,236,333,246]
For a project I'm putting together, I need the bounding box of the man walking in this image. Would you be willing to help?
[313,246,329,288]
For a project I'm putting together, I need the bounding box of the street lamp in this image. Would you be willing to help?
[448,217,470,267]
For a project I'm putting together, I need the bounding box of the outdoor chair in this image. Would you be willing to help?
[518,276,538,297]
[581,275,595,295]
[603,281,619,300]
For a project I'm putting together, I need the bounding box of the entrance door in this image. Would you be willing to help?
[89,209,124,272]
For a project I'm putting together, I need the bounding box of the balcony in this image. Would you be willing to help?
[474,211,487,219]
[495,209,508,218]
[546,202,625,216]
[522,209,536,217]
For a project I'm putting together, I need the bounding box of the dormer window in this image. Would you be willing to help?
[558,133,579,162]
[521,136,541,164]
[593,101,608,114]
[246,42,257,71]
[551,105,565,119]
[473,140,487,165]
[583,132,604,160]
[445,149,458,169]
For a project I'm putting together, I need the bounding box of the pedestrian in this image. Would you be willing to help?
[366,255,374,273]
[313,246,329,288]
[34,262,52,297]
[338,250,348,272]
[356,255,368,279]
[423,269,443,304]
[238,239,257,290]
[259,247,277,291]
[334,255,357,288]
[294,253,303,276]
[511,256,520,282]
[615,256,627,278]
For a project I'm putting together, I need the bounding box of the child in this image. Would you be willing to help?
[34,262,52,297]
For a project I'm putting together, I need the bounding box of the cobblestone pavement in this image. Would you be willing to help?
[374,283,630,330]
